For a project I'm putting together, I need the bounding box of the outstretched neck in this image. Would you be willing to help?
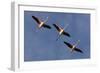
[74,40,80,48]
[44,17,49,23]
[63,24,69,30]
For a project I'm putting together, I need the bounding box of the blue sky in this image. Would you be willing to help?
[24,11,90,61]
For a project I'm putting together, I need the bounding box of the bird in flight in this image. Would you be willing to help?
[32,16,51,29]
[64,40,83,53]
[53,24,71,41]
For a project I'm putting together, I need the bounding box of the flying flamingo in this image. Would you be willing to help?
[64,40,83,53]
[53,24,71,41]
[32,16,51,29]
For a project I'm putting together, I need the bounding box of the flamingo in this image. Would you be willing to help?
[64,40,83,53]
[32,16,51,29]
[53,24,71,41]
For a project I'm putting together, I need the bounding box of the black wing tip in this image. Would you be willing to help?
[80,51,83,53]
[32,16,34,18]
[64,41,66,43]
[78,50,83,53]
[53,24,56,26]
[32,16,37,18]
[79,51,83,54]
[48,27,51,29]
[64,41,67,44]
[64,41,69,45]
[49,27,52,29]
[43,24,52,29]
[67,34,71,37]
[48,25,52,29]
[44,27,51,29]
[63,31,71,37]
[46,26,51,29]
[75,48,83,54]
[32,16,35,19]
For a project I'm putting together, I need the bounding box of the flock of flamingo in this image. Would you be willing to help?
[32,15,83,54]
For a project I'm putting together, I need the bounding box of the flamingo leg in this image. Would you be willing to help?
[56,34,62,41]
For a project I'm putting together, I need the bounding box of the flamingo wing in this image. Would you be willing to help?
[64,41,73,48]
[43,24,51,29]
[74,47,83,53]
[53,24,61,32]
[32,16,41,24]
[63,31,71,37]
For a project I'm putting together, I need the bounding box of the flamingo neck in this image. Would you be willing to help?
[63,24,69,30]
[44,17,48,23]
[73,40,80,48]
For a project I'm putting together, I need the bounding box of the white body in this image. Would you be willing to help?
[38,22,44,28]
[59,29,64,35]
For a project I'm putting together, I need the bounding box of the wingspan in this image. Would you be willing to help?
[53,24,60,31]
[32,16,41,24]
[43,24,51,29]
[74,48,83,53]
[63,31,71,37]
[64,41,73,48]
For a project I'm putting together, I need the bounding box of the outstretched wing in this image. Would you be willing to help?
[63,31,71,37]
[64,41,73,48]
[53,24,61,31]
[43,24,51,29]
[74,48,83,53]
[32,16,41,24]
